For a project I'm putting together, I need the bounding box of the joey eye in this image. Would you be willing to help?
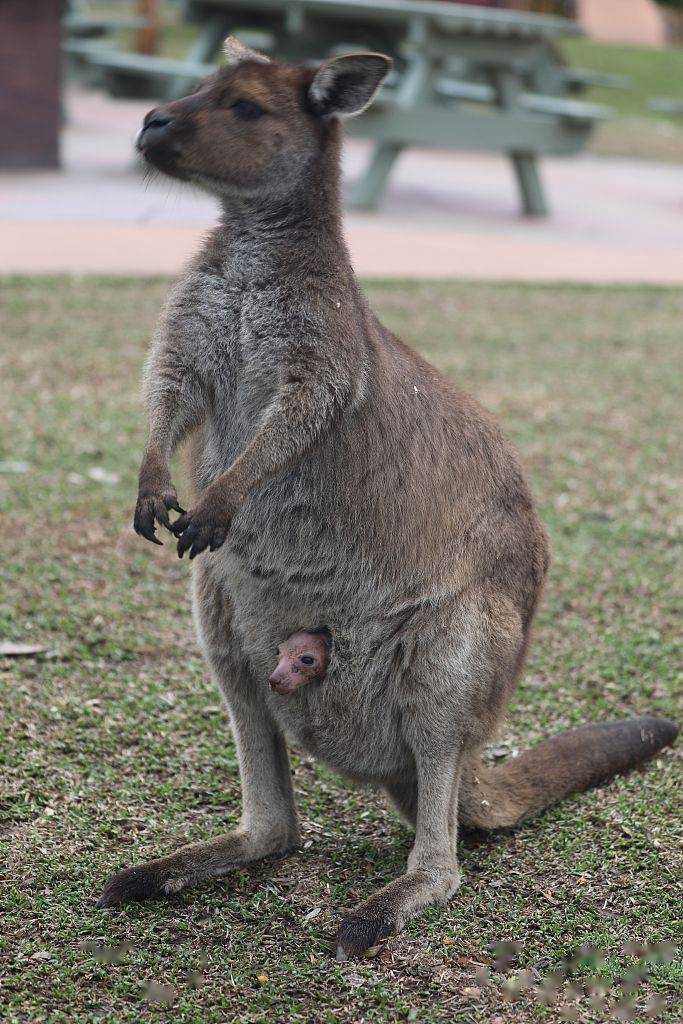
[231,99,265,121]
[300,655,315,666]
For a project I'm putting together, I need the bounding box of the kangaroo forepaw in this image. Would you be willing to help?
[335,915,394,960]
[134,489,184,546]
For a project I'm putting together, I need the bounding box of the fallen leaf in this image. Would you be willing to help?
[0,643,47,657]
[558,1005,579,1022]
[80,941,131,964]
[87,467,121,485]
[644,994,667,1017]
[344,972,364,988]
[144,981,175,1005]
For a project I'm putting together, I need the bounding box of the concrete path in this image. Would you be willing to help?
[1,88,682,282]
[578,0,667,48]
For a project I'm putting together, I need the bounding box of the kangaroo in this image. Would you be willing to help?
[97,39,678,958]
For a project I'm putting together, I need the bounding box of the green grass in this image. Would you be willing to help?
[561,38,683,162]
[562,38,683,120]
[1,278,681,1023]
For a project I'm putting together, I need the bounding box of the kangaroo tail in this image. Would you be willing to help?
[459,716,678,831]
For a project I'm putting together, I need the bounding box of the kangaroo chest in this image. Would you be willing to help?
[193,282,318,473]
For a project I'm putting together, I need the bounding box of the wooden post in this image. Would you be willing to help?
[0,0,61,168]
[136,0,160,56]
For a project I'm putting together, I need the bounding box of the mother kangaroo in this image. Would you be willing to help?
[97,40,677,958]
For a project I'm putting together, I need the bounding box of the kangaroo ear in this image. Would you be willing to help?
[309,53,391,118]
[223,35,270,65]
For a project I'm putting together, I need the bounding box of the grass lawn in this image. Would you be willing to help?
[561,38,683,163]
[1,278,681,1023]
[561,39,683,121]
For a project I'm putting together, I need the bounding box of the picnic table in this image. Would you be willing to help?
[63,0,149,40]
[64,0,624,215]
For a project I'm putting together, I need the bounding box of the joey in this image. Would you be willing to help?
[269,629,331,695]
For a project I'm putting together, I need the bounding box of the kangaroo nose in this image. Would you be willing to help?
[143,109,173,131]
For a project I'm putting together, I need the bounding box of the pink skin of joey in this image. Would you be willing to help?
[269,630,331,696]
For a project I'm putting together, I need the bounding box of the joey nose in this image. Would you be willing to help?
[269,668,285,689]
[270,673,292,695]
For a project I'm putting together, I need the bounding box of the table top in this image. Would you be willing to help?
[192,0,584,39]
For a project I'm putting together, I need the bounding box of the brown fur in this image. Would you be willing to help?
[98,44,678,958]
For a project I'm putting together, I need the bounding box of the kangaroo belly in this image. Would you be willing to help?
[210,546,414,782]
[267,672,412,782]
[191,388,543,785]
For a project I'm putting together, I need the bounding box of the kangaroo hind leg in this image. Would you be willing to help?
[97,563,300,908]
[337,587,524,957]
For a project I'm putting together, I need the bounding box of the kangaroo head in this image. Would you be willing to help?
[136,39,391,201]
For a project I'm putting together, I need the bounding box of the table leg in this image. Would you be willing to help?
[166,13,232,100]
[348,141,403,210]
[510,151,548,217]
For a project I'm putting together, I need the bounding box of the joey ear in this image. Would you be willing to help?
[309,53,391,118]
[223,35,270,65]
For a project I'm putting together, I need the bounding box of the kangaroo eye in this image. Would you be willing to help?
[231,99,265,121]
[300,655,315,666]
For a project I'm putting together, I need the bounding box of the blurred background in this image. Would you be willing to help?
[1,0,682,280]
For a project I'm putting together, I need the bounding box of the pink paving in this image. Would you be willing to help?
[0,87,681,283]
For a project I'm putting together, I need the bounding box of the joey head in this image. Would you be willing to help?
[269,629,331,695]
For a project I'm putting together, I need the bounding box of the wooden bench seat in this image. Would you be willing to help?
[434,78,609,122]
[86,49,216,98]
